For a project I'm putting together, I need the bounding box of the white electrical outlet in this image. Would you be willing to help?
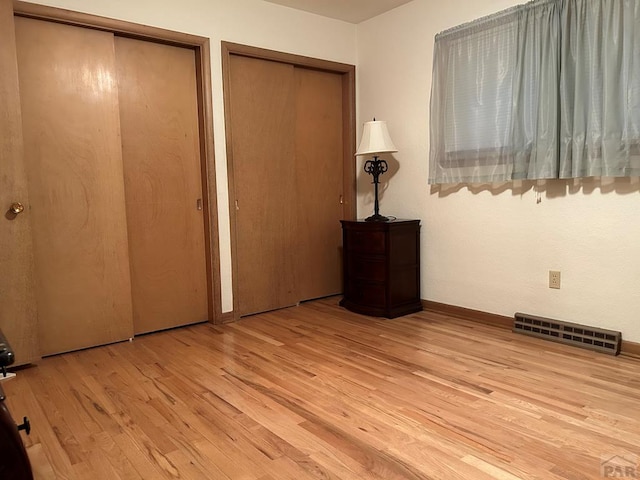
[549,270,561,289]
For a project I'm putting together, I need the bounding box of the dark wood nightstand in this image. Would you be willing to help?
[340,219,422,318]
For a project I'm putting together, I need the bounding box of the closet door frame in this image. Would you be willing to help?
[221,42,356,321]
[13,1,222,324]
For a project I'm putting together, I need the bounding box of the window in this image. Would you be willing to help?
[428,0,640,185]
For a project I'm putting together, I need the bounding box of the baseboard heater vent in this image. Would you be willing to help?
[513,312,621,355]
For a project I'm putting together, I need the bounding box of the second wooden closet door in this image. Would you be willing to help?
[294,67,344,301]
[228,55,344,317]
[115,38,209,335]
[230,57,298,316]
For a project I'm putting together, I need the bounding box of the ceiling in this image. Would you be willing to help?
[262,0,413,24]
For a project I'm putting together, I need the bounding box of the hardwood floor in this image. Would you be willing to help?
[6,297,640,479]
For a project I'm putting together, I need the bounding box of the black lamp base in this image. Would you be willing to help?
[365,214,389,222]
[363,155,390,224]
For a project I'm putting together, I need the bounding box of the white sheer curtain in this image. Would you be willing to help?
[512,0,561,179]
[560,0,640,177]
[429,7,520,184]
[429,0,640,185]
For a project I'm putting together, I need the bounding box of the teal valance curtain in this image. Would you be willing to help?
[428,0,640,184]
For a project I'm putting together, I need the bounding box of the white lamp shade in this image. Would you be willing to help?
[355,120,398,156]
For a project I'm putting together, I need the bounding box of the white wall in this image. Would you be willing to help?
[357,0,640,342]
[23,0,358,314]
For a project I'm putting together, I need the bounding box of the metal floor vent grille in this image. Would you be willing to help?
[514,312,621,355]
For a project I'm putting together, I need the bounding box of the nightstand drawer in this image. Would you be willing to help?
[344,281,386,308]
[347,256,385,282]
[345,230,385,255]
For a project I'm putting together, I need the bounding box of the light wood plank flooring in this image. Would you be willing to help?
[6,297,640,479]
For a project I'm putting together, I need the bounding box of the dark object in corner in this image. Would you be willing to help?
[0,329,34,480]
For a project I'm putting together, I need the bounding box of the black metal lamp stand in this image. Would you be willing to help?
[363,156,389,222]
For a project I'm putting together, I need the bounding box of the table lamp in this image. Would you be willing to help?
[355,119,397,222]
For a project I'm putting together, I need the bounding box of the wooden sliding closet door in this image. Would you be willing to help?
[295,68,344,300]
[0,1,39,364]
[227,53,346,316]
[115,38,209,334]
[15,18,134,355]
[229,55,298,316]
